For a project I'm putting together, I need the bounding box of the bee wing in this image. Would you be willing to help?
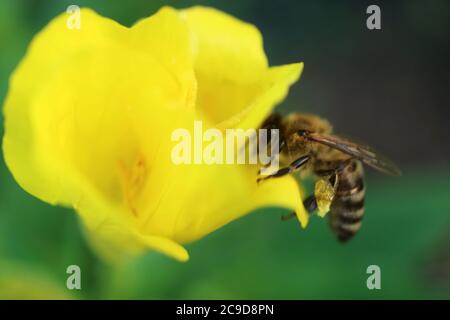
[307,132,402,176]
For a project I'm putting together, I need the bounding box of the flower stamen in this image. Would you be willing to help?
[119,154,147,217]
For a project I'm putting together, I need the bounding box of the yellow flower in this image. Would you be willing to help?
[2,6,306,262]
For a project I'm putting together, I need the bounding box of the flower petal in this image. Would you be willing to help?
[131,6,197,109]
[82,217,190,263]
[181,7,303,130]
[181,167,308,243]
[2,8,196,261]
[220,62,304,130]
[181,6,266,124]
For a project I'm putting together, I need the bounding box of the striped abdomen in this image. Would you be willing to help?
[328,159,365,242]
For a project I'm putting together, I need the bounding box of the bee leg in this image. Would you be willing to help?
[303,195,318,213]
[281,212,296,221]
[314,159,350,177]
[257,155,310,183]
[281,195,317,221]
[257,140,286,174]
[328,171,339,189]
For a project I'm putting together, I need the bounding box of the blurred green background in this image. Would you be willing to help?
[0,0,449,299]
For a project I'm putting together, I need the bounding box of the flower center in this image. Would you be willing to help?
[119,154,147,217]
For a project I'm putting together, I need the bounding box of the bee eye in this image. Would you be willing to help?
[297,130,310,138]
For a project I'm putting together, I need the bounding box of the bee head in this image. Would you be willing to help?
[295,129,315,154]
[282,113,333,160]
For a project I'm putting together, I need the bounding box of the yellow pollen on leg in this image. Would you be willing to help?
[314,178,335,218]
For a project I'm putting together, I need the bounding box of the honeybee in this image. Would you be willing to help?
[257,113,401,242]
